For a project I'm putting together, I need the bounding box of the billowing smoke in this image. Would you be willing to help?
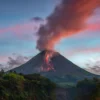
[36,0,100,51]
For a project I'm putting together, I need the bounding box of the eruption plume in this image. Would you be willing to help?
[36,0,100,51]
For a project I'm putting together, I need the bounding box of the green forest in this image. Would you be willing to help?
[0,70,56,100]
[0,70,100,100]
[75,78,100,100]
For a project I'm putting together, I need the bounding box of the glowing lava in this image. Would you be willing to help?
[41,50,57,72]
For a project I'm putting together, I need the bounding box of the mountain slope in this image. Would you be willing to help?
[10,50,99,83]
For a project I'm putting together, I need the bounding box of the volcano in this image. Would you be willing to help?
[10,50,99,83]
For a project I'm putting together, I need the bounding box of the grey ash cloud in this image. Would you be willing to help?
[85,58,100,75]
[86,66,100,75]
[0,54,31,71]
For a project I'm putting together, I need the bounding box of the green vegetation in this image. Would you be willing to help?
[76,78,100,100]
[57,82,75,88]
[0,70,100,100]
[0,71,56,100]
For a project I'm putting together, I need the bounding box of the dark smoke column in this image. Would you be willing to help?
[36,0,100,51]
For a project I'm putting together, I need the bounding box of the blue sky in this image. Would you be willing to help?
[0,0,100,69]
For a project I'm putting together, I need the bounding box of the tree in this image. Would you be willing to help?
[0,72,56,100]
[76,78,100,100]
[0,69,4,77]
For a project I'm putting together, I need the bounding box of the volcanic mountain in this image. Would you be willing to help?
[10,50,99,83]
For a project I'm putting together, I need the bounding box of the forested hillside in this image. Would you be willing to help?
[0,70,56,100]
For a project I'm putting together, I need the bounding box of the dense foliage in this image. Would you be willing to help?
[76,78,100,100]
[0,71,56,100]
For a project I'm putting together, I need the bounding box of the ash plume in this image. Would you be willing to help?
[36,0,100,51]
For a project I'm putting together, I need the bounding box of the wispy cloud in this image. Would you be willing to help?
[0,54,31,71]
[0,19,46,43]
[62,47,100,57]
[85,56,100,75]
[0,18,45,39]
[0,22,37,34]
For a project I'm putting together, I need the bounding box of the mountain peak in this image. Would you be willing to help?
[40,49,58,55]
[40,50,59,61]
[39,49,59,72]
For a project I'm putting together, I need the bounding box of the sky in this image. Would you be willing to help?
[0,0,100,72]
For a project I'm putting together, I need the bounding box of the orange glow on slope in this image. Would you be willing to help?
[41,50,57,72]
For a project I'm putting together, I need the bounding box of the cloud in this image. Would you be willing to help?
[85,56,100,75]
[0,64,4,70]
[63,47,100,57]
[0,19,46,41]
[0,22,38,34]
[0,54,31,71]
[0,19,47,42]
[86,66,100,75]
[0,56,8,63]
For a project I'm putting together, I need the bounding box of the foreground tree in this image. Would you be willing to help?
[76,78,100,100]
[0,72,56,100]
[0,69,4,78]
